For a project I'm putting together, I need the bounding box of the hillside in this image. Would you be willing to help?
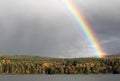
[0,54,119,74]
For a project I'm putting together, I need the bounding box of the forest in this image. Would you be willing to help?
[0,55,119,74]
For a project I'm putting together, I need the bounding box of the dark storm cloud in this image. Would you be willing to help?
[0,0,84,57]
[75,0,120,55]
[0,0,120,57]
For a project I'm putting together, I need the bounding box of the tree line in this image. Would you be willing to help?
[0,55,119,74]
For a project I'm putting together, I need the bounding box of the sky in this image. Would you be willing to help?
[0,0,120,58]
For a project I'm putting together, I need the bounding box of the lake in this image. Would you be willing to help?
[0,75,119,81]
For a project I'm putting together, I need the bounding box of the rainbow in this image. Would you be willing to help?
[62,0,106,58]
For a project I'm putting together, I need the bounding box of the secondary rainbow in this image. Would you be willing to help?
[62,0,106,58]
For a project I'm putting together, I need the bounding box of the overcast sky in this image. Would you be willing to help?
[0,0,120,58]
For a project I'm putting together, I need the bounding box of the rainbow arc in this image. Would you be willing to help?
[62,0,106,58]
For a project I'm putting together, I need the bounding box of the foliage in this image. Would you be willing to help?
[0,55,119,74]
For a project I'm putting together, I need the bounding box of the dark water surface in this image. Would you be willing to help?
[0,75,119,81]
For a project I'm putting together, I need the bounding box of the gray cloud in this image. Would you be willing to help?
[0,0,120,57]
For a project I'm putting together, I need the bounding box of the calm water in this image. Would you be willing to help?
[0,75,119,81]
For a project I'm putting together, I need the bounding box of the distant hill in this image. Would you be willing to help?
[0,54,119,74]
[0,54,120,59]
[105,54,120,58]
